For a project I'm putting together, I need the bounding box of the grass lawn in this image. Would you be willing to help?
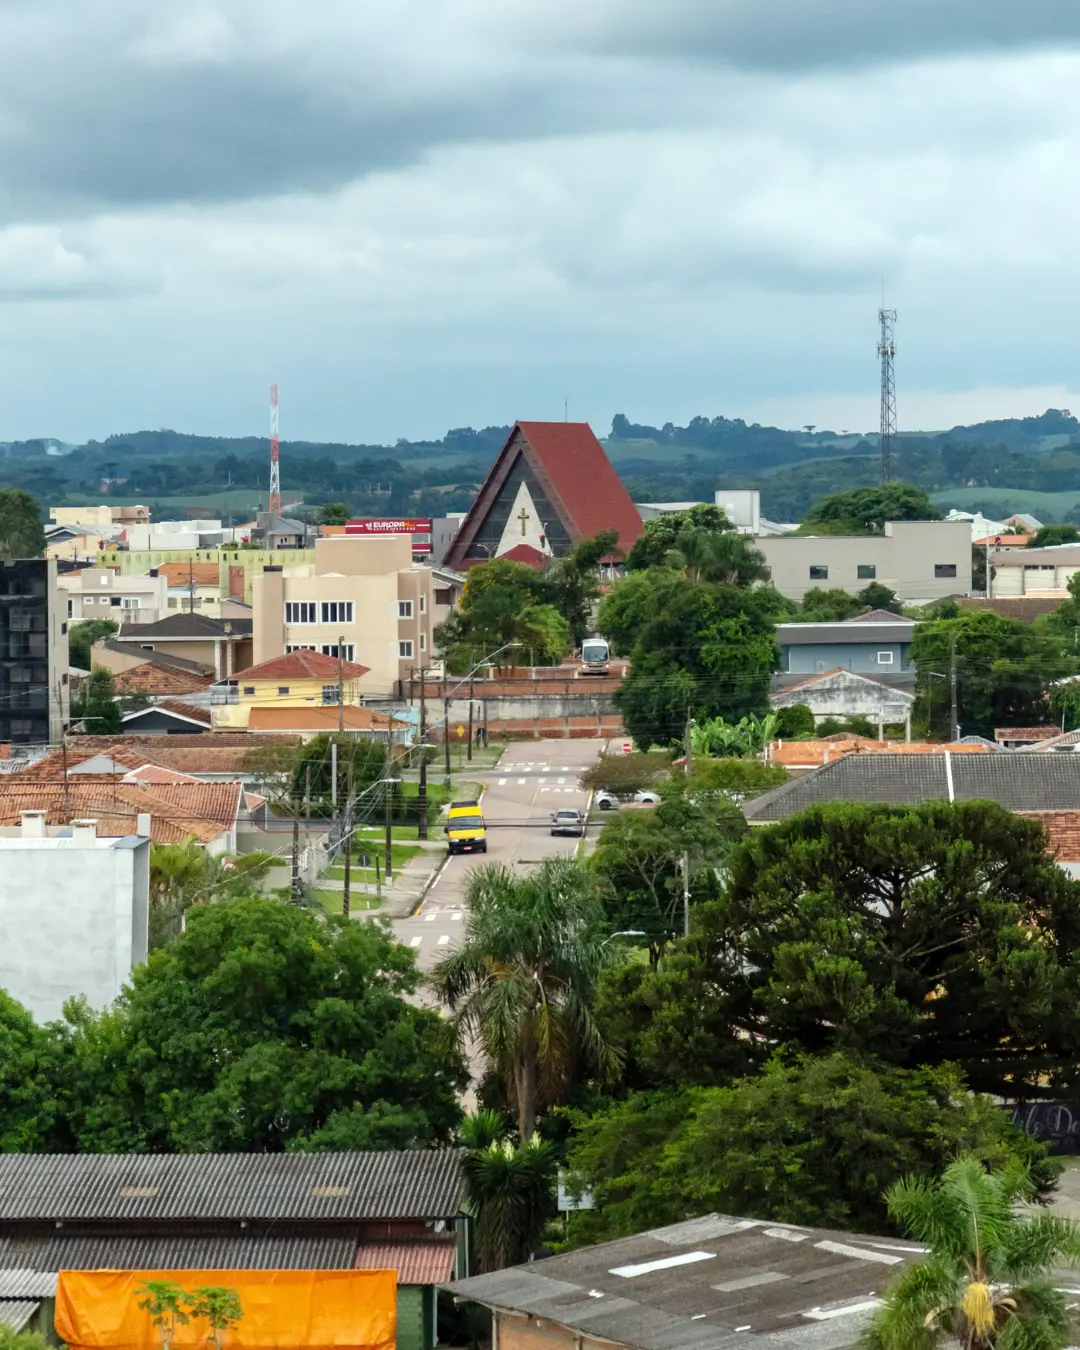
[329,841,423,885]
[351,823,422,842]
[311,889,380,915]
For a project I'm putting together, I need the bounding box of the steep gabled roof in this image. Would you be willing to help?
[444,421,642,568]
[156,562,220,587]
[230,650,370,683]
[115,613,252,640]
[111,662,212,696]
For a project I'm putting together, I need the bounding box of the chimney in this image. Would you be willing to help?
[136,812,151,837]
[20,810,46,838]
[0,743,12,761]
[70,819,98,846]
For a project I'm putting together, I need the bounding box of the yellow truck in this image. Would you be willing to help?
[444,801,487,855]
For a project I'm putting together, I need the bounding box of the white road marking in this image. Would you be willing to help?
[517,778,526,785]
[539,777,547,784]
[409,935,422,947]
[450,912,463,921]
[437,934,450,945]
[557,777,566,784]
[425,913,436,921]
[498,778,507,786]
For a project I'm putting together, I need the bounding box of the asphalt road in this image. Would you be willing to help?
[391,738,608,972]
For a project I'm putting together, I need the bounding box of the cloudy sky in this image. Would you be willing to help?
[2,0,1080,444]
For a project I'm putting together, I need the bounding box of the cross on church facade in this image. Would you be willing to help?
[519,506,530,536]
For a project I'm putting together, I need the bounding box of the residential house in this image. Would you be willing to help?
[743,753,1080,824]
[0,559,68,745]
[0,812,149,1022]
[767,735,995,772]
[0,1150,467,1350]
[104,613,253,680]
[775,613,915,685]
[50,505,149,529]
[755,520,972,603]
[251,512,311,549]
[120,701,214,734]
[92,639,215,682]
[253,535,436,694]
[995,727,1062,749]
[448,1213,918,1350]
[245,705,408,741]
[771,669,914,737]
[110,660,212,698]
[44,733,299,785]
[211,649,371,731]
[58,567,169,625]
[157,561,227,613]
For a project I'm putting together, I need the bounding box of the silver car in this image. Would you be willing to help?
[551,808,585,837]
[594,789,661,811]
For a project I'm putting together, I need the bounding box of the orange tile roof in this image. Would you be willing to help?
[247,706,397,733]
[24,745,150,778]
[769,739,996,767]
[0,781,232,844]
[156,562,221,587]
[112,663,212,696]
[122,763,200,784]
[1020,811,1080,862]
[232,651,371,682]
[994,727,1060,742]
[156,699,213,726]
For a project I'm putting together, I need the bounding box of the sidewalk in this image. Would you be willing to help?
[315,846,446,919]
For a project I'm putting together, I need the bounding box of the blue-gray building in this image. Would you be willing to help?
[775,613,915,680]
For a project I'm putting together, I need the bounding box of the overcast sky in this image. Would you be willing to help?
[2,0,1080,444]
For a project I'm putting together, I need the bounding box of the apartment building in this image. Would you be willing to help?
[757,520,972,603]
[253,535,435,695]
[58,567,169,625]
[50,504,149,529]
[0,559,69,744]
[100,547,317,603]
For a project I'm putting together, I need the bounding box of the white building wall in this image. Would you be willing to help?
[0,834,150,1022]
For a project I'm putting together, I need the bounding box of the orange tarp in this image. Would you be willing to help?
[55,1269,396,1350]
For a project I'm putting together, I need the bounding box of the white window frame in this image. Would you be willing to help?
[876,650,894,665]
[398,640,414,659]
[285,643,317,653]
[322,685,340,705]
[285,601,317,624]
[320,643,355,662]
[321,601,354,625]
[121,597,140,610]
[398,600,413,619]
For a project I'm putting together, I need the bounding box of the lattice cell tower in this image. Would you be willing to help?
[268,384,281,517]
[877,307,897,484]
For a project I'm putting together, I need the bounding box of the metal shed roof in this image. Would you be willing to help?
[0,1232,356,1272]
[0,1151,464,1222]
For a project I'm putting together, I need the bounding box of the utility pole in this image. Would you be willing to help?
[342,760,352,919]
[443,691,452,787]
[949,629,959,742]
[337,635,345,733]
[467,670,474,761]
[291,815,301,902]
[187,559,195,614]
[417,666,428,840]
[385,768,394,882]
[878,303,897,484]
[987,535,994,600]
[330,739,337,809]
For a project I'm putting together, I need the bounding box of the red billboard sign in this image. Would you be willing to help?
[345,518,433,554]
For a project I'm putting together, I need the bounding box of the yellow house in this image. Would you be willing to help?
[210,649,371,731]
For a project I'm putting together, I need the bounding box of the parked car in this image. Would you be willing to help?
[551,808,585,837]
[593,789,661,811]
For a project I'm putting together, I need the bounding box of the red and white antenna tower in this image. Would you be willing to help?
[268,384,281,516]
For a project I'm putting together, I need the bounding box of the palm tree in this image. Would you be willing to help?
[462,1135,558,1273]
[429,858,621,1137]
[863,1156,1080,1350]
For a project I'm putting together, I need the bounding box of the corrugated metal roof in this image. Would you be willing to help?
[355,1238,457,1286]
[0,1151,464,1222]
[0,1270,56,1297]
[0,1300,39,1331]
[446,1213,923,1350]
[0,1232,355,1272]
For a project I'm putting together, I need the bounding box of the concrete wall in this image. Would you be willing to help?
[780,641,911,674]
[758,521,972,602]
[99,549,319,603]
[0,833,149,1022]
[771,674,913,726]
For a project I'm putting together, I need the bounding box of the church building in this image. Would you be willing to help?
[443,421,643,570]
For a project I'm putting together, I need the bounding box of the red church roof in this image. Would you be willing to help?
[499,543,549,568]
[445,421,642,569]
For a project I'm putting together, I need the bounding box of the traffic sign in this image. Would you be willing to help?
[621,741,632,754]
[456,724,465,737]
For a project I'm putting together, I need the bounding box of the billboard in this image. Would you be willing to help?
[345,519,432,555]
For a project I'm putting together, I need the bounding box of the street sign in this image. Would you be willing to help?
[621,740,632,754]
[455,724,465,737]
[557,1173,595,1211]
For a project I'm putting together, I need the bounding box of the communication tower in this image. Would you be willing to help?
[268,384,281,517]
[878,307,897,483]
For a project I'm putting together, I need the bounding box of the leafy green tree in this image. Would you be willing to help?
[0,489,45,559]
[774,703,816,738]
[913,610,1076,737]
[1027,524,1080,548]
[579,750,670,796]
[0,988,70,1151]
[797,587,865,622]
[430,858,620,1137]
[706,802,1080,1096]
[564,1057,1058,1246]
[0,1329,50,1350]
[319,503,350,525]
[864,1156,1080,1350]
[663,527,771,587]
[857,581,903,613]
[801,483,938,534]
[596,568,679,657]
[543,529,620,647]
[71,666,121,735]
[60,898,466,1151]
[463,1136,558,1273]
[188,1287,243,1350]
[815,714,879,737]
[68,618,118,670]
[148,843,274,949]
[138,1282,191,1350]
[689,713,777,757]
[435,558,570,671]
[610,577,784,748]
[625,504,738,572]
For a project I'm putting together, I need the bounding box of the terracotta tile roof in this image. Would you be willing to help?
[769,740,995,767]
[247,706,398,733]
[231,651,370,682]
[1024,729,1080,753]
[994,727,1061,742]
[354,1236,457,1285]
[848,608,907,622]
[111,663,212,696]
[24,745,149,778]
[156,562,221,587]
[0,782,227,844]
[156,700,213,726]
[132,781,243,830]
[52,734,300,777]
[121,763,200,784]
[1021,811,1080,862]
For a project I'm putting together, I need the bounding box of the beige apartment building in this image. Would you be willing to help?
[50,505,149,529]
[253,536,435,696]
[58,568,169,626]
[757,520,972,603]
